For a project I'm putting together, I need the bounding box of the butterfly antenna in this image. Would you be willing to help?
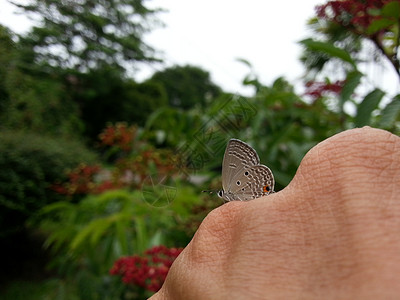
[202,190,214,194]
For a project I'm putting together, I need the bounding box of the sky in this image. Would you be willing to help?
[1,0,322,94]
[1,0,398,96]
[141,0,323,94]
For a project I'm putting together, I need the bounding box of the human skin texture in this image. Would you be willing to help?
[150,127,400,300]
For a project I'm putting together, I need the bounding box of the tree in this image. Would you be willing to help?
[67,66,167,139]
[0,25,83,136]
[123,80,168,126]
[3,0,165,140]
[150,65,222,110]
[0,26,15,111]
[10,0,161,73]
[300,0,400,133]
[301,0,400,78]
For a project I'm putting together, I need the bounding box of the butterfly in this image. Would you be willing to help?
[216,139,275,201]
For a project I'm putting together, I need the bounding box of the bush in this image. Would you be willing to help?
[0,130,97,237]
[36,187,200,299]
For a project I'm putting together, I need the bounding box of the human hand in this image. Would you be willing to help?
[150,127,400,299]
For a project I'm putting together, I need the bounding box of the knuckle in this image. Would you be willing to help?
[188,202,243,264]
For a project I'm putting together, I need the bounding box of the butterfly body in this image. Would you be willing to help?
[218,139,274,201]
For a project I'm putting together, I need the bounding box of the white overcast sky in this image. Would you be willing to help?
[1,0,398,96]
[142,0,323,94]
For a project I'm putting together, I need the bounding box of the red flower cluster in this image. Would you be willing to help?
[99,123,137,152]
[114,148,179,188]
[316,0,397,34]
[52,123,183,197]
[304,80,345,100]
[51,164,119,196]
[110,245,183,292]
[52,150,180,196]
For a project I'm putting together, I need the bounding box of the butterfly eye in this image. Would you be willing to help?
[217,190,224,198]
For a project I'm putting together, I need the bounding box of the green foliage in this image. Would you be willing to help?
[145,105,203,147]
[300,1,400,136]
[12,0,161,72]
[123,80,168,126]
[0,26,15,105]
[0,130,97,237]
[1,279,79,300]
[39,188,198,264]
[241,78,332,186]
[300,18,363,75]
[68,67,168,139]
[381,0,400,17]
[355,89,385,127]
[146,72,343,190]
[299,38,357,68]
[227,76,341,187]
[0,25,83,136]
[339,70,363,113]
[367,18,397,35]
[301,0,400,78]
[150,65,222,110]
[35,187,200,298]
[378,95,400,129]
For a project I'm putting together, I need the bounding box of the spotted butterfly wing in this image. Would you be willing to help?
[220,139,274,201]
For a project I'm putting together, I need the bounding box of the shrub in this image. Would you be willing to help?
[36,187,199,299]
[0,130,97,237]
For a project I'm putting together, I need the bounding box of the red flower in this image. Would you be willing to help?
[304,80,345,100]
[110,245,183,293]
[98,122,137,152]
[51,164,120,196]
[316,0,397,35]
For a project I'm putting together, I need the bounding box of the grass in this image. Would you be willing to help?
[0,278,79,300]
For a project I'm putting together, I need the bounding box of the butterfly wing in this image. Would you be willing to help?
[221,139,260,194]
[228,164,275,201]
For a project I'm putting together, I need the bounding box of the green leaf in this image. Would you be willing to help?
[40,201,74,214]
[339,71,363,112]
[378,94,400,128]
[70,218,112,251]
[90,217,114,246]
[367,18,396,35]
[235,57,253,68]
[381,1,400,18]
[355,89,385,127]
[367,8,381,17]
[115,213,129,254]
[149,230,165,247]
[299,39,356,67]
[134,216,148,253]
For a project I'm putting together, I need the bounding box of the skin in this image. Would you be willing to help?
[150,127,400,300]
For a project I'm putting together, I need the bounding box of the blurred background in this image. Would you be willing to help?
[0,0,399,298]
